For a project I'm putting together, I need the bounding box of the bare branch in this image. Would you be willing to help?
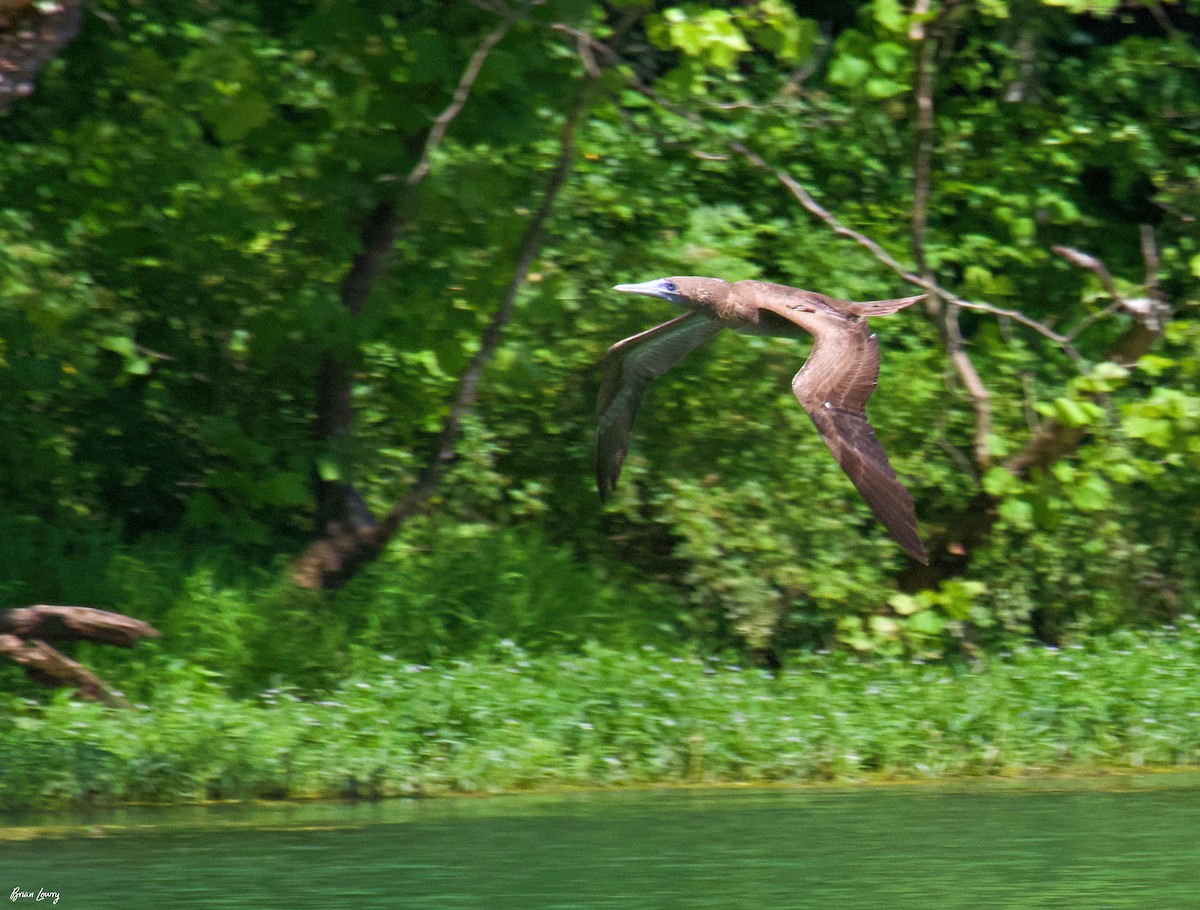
[1063,298,1124,344]
[1056,236,1172,343]
[1146,0,1178,37]
[311,9,526,539]
[398,82,591,515]
[0,634,133,707]
[1004,242,1172,478]
[908,0,933,40]
[910,13,937,276]
[342,5,525,318]
[0,605,158,707]
[0,605,159,647]
[406,9,520,189]
[1053,244,1120,300]
[945,312,993,464]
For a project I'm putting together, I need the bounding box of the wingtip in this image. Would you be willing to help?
[854,294,928,316]
[892,529,928,564]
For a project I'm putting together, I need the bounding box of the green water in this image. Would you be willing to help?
[4,779,1200,909]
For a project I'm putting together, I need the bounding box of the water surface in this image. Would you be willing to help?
[4,778,1200,909]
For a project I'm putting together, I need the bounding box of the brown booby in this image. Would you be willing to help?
[596,276,928,564]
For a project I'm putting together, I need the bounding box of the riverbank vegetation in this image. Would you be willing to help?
[5,618,1200,810]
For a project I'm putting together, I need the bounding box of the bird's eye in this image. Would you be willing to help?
[663,280,678,293]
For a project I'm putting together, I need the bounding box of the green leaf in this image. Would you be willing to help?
[1121,413,1169,447]
[316,457,342,482]
[872,0,907,32]
[865,77,908,99]
[100,335,136,358]
[1069,474,1111,511]
[828,53,869,87]
[906,609,946,636]
[1053,397,1091,427]
[888,592,923,616]
[982,466,1020,496]
[998,498,1035,529]
[871,41,907,74]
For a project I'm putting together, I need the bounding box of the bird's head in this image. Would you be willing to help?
[612,276,729,310]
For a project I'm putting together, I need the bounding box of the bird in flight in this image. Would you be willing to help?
[595,276,928,564]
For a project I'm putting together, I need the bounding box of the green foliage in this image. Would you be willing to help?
[0,522,673,697]
[7,622,1200,809]
[330,520,676,666]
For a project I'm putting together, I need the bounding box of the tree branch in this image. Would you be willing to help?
[1005,234,1171,478]
[405,9,521,190]
[0,635,133,708]
[396,83,591,520]
[730,145,1084,366]
[0,605,159,707]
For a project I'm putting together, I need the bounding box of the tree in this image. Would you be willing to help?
[1,0,1196,665]
[0,0,83,110]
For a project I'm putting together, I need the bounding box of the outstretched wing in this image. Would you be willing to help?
[790,320,927,563]
[596,312,723,500]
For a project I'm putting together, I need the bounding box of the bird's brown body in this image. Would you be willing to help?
[596,276,928,563]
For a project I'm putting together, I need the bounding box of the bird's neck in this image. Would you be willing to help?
[688,282,749,322]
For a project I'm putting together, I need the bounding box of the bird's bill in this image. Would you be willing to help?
[612,279,678,301]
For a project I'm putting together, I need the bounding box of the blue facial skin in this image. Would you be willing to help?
[612,278,683,306]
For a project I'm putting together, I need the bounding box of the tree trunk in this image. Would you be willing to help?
[312,199,402,535]
[0,0,84,110]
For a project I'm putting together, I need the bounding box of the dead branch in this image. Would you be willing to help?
[406,9,521,189]
[0,605,159,646]
[312,9,524,536]
[0,634,132,708]
[0,605,158,708]
[399,82,591,517]
[1140,223,1160,291]
[734,146,1085,366]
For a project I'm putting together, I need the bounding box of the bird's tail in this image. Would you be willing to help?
[852,294,927,316]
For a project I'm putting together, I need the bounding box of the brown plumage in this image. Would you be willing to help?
[596,276,928,564]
